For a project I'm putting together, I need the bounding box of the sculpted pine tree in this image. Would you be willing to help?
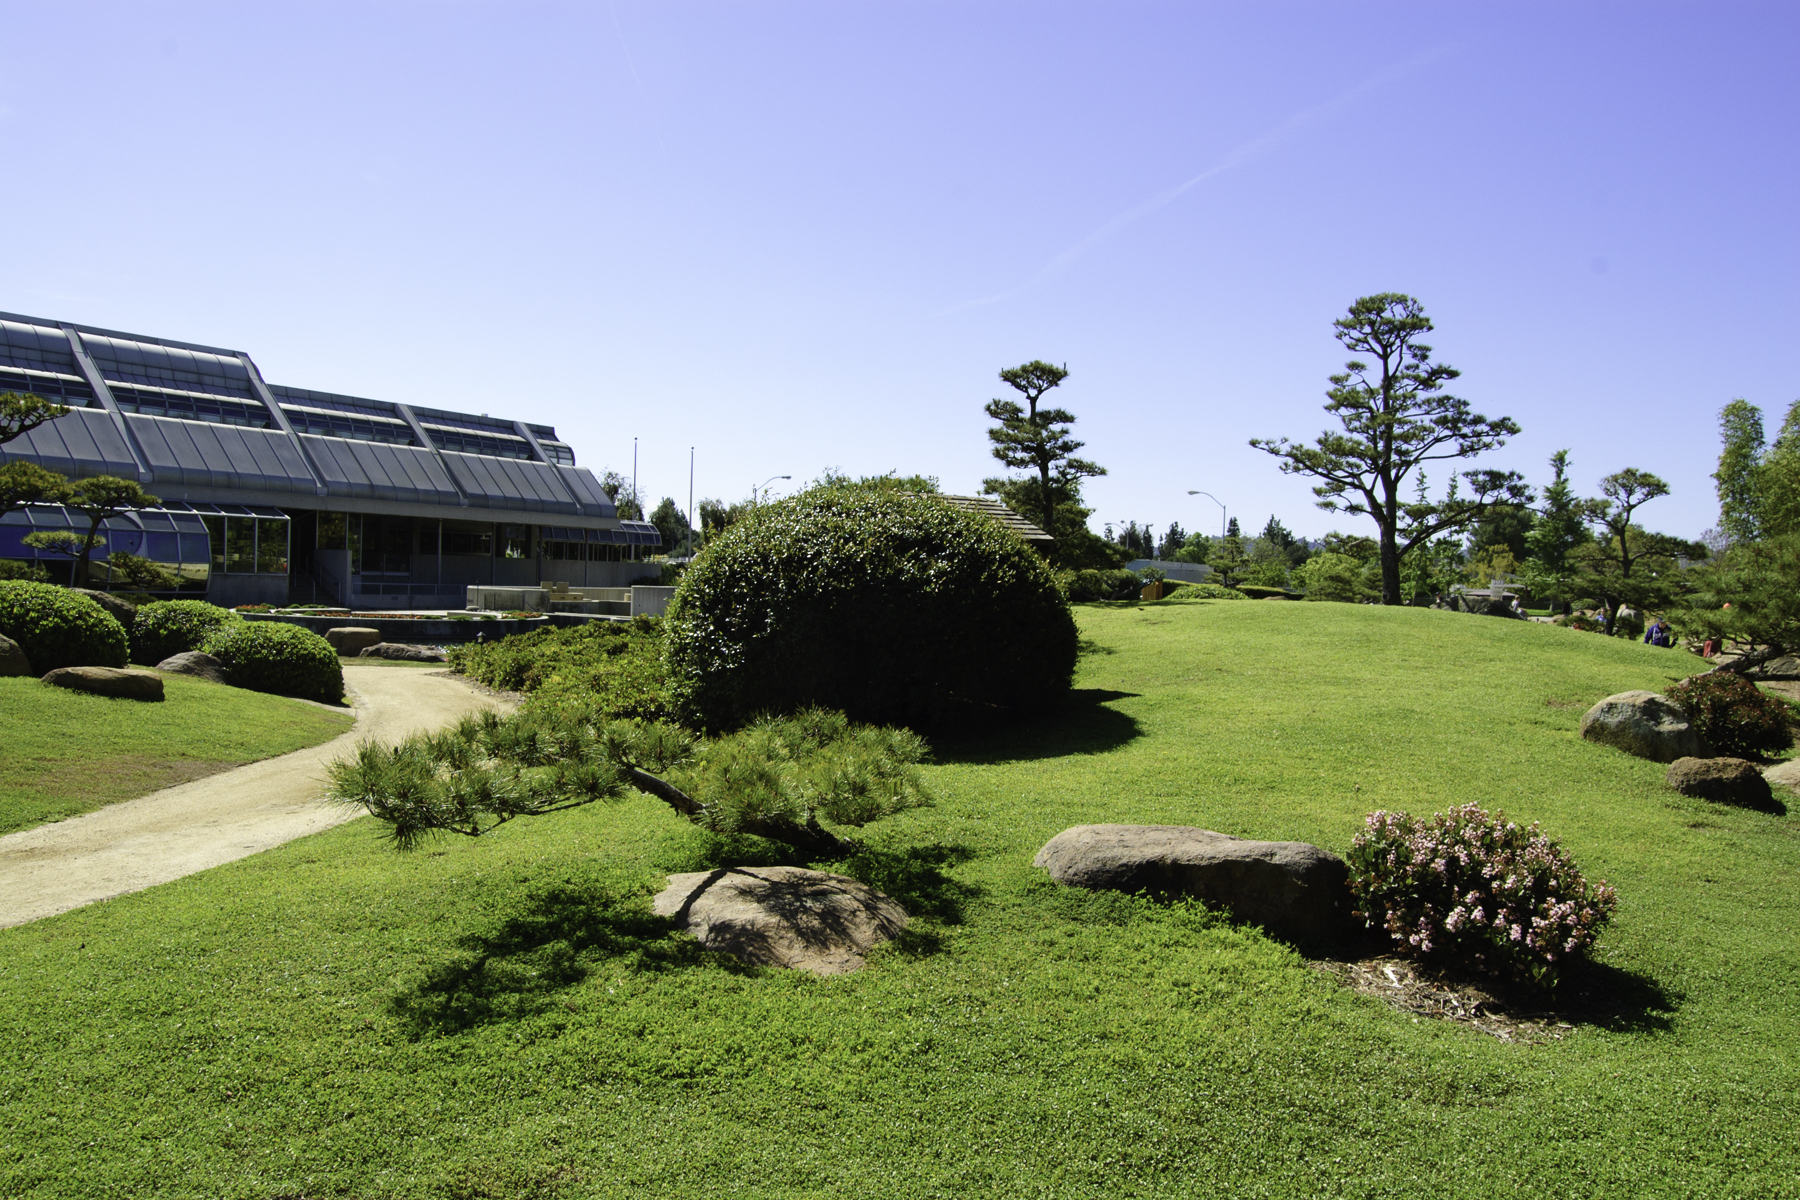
[984,360,1104,536]
[1251,295,1529,605]
[1,389,68,445]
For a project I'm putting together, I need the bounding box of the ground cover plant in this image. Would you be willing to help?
[448,617,670,720]
[0,676,352,833]
[0,579,128,672]
[2,601,1796,1197]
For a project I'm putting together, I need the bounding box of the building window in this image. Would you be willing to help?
[0,366,95,408]
[317,512,348,550]
[500,525,530,559]
[110,384,271,428]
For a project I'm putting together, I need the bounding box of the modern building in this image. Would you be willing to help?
[0,311,660,607]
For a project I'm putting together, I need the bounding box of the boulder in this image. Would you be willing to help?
[0,633,30,678]
[651,866,908,976]
[70,588,137,625]
[1762,758,1800,796]
[1033,824,1353,943]
[1668,756,1775,809]
[357,642,446,662]
[323,626,383,657]
[40,666,164,701]
[1579,691,1709,762]
[1746,655,1800,681]
[155,650,228,684]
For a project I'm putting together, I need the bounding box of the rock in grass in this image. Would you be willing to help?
[70,588,137,626]
[651,866,908,976]
[357,642,446,662]
[1579,690,1709,762]
[1761,758,1800,796]
[1033,824,1352,943]
[1668,756,1775,808]
[156,650,228,684]
[0,633,30,677]
[323,626,383,657]
[41,665,164,701]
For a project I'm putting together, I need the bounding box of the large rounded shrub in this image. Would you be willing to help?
[131,600,240,665]
[0,580,128,672]
[201,620,344,704]
[1666,672,1793,758]
[666,487,1078,729]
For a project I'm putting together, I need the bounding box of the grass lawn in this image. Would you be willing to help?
[2,601,1796,1198]
[0,676,354,835]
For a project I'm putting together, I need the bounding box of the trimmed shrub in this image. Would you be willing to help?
[1174,583,1249,601]
[1059,568,1143,602]
[131,600,240,665]
[1347,803,1617,988]
[666,487,1078,729]
[0,580,128,672]
[448,617,671,721]
[201,621,344,703]
[1666,672,1794,758]
[1237,584,1300,600]
[0,560,50,582]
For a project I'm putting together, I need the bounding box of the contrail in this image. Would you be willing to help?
[936,45,1455,317]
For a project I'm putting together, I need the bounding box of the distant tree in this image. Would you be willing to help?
[1158,521,1187,559]
[1206,533,1249,588]
[598,471,644,520]
[1242,537,1292,589]
[1676,535,1800,675]
[984,360,1105,536]
[1,390,69,445]
[1714,399,1767,544]
[979,475,1127,570]
[1259,515,1311,567]
[1519,449,1590,611]
[1172,531,1210,565]
[53,475,160,586]
[1295,552,1372,602]
[0,459,72,521]
[1758,400,1800,538]
[1251,294,1528,605]
[1320,531,1379,562]
[697,497,750,546]
[1225,516,1241,539]
[649,497,694,555]
[1466,504,1535,564]
[1573,469,1692,633]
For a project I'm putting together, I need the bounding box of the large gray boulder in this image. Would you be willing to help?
[357,642,446,662]
[1033,824,1353,943]
[41,666,164,701]
[156,650,228,684]
[324,626,383,657]
[1762,758,1800,796]
[70,588,137,626]
[0,633,30,678]
[1668,757,1775,809]
[1579,691,1709,762]
[651,866,908,976]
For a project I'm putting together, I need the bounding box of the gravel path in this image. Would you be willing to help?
[0,665,511,929]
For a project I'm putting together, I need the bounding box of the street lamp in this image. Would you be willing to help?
[1187,490,1226,538]
[753,474,791,505]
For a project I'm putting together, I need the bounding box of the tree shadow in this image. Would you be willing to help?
[838,843,982,925]
[931,688,1143,764]
[388,881,750,1038]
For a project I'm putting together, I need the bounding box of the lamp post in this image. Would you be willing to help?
[1187,490,1226,538]
[753,474,791,505]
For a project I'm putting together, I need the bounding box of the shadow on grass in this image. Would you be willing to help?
[389,881,750,1038]
[932,688,1143,764]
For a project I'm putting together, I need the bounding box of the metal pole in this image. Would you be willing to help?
[632,437,638,521]
[1187,490,1226,538]
[687,446,695,559]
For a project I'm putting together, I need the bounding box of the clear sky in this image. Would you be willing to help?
[4,2,1794,543]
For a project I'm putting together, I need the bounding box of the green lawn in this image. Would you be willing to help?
[2,602,1796,1198]
[0,675,354,834]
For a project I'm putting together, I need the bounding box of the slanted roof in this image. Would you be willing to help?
[939,494,1053,542]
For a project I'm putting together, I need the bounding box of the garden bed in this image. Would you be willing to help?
[242,611,549,644]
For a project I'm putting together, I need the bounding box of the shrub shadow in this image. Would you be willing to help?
[388,882,750,1038]
[839,843,982,925]
[932,688,1143,764]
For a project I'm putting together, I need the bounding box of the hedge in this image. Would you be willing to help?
[201,621,344,704]
[0,580,128,673]
[131,600,241,665]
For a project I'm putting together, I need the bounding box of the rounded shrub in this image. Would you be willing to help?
[666,487,1078,729]
[1665,672,1793,758]
[1347,803,1617,988]
[201,620,344,704]
[0,580,128,673]
[131,600,240,665]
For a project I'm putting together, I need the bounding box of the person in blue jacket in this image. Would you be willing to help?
[1644,618,1674,648]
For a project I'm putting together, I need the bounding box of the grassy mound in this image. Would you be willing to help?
[2,602,1795,1197]
[0,676,353,833]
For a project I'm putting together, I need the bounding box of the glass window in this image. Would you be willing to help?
[179,532,211,565]
[225,516,254,574]
[256,518,288,575]
[317,512,347,550]
[144,532,180,562]
[500,525,530,559]
[203,515,225,573]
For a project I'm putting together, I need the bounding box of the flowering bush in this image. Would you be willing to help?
[1346,803,1617,987]
[1665,672,1793,759]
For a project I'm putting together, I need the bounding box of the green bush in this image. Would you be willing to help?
[1665,672,1794,759]
[1173,583,1249,601]
[131,600,240,665]
[1059,568,1143,602]
[1611,611,1646,640]
[1295,552,1371,602]
[1237,585,1300,600]
[201,620,344,704]
[0,560,50,582]
[666,487,1078,729]
[0,580,128,672]
[448,617,671,721]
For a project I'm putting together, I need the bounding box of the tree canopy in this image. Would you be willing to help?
[1251,294,1528,605]
[1,390,69,445]
[984,360,1105,540]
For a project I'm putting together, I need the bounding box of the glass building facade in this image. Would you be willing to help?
[0,311,660,607]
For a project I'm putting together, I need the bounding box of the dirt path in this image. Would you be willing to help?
[0,665,511,930]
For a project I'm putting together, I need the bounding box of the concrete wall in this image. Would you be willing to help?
[1126,558,1212,584]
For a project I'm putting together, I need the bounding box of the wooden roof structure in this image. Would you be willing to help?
[938,494,1054,542]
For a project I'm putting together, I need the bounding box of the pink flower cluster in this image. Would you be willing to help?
[1346,802,1618,987]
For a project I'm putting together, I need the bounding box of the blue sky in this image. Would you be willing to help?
[3,2,1794,542]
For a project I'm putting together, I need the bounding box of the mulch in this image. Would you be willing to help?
[1312,954,1580,1043]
